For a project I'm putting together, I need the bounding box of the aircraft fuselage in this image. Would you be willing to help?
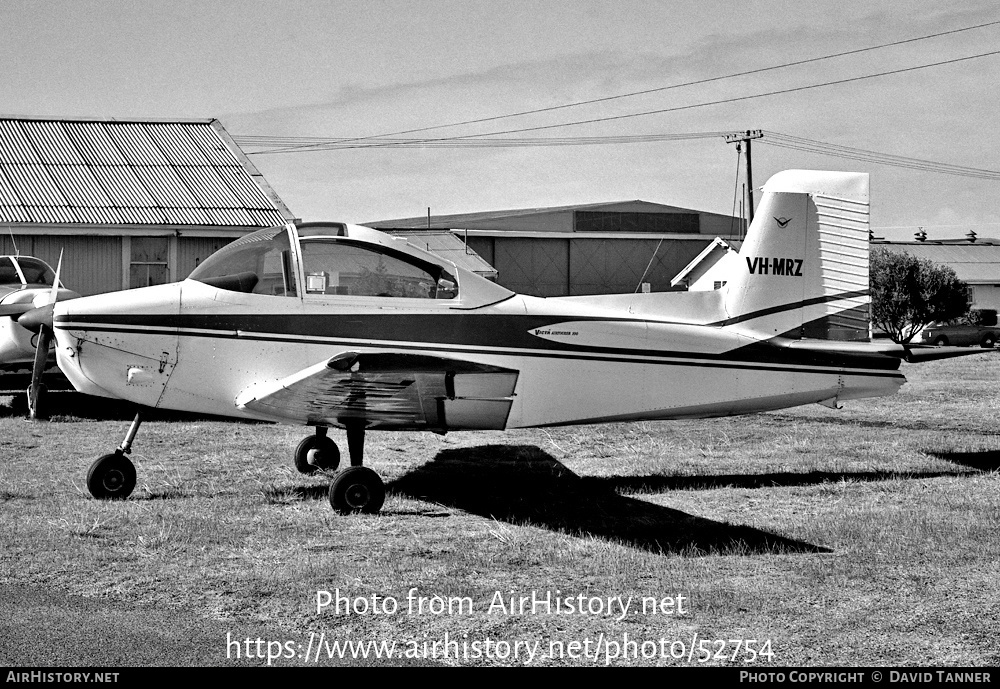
[53,279,904,430]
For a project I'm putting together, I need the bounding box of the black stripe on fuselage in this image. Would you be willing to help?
[55,312,903,377]
[706,289,870,327]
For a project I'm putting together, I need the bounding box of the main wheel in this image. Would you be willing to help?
[933,336,948,346]
[293,435,340,474]
[328,467,385,515]
[86,453,136,500]
[981,333,996,349]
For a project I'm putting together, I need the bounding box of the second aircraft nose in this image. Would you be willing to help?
[17,303,54,334]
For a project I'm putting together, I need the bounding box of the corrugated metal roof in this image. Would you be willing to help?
[0,117,293,228]
[881,242,1000,284]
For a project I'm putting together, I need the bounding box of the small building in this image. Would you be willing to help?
[0,116,293,296]
[368,201,740,296]
[876,238,1000,312]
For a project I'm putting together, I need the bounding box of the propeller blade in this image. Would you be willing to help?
[25,249,64,420]
[27,326,51,420]
[47,249,63,306]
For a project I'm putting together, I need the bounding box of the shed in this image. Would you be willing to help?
[0,116,294,295]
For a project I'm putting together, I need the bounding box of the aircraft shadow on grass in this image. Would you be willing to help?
[268,444,828,555]
[382,445,832,557]
[382,443,997,553]
[925,449,1000,472]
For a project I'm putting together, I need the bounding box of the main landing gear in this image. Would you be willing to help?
[85,414,385,514]
[295,423,385,515]
[86,412,141,500]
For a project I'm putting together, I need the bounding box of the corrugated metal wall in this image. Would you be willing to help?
[0,234,121,295]
[495,238,570,296]
[478,235,709,296]
[568,238,705,294]
[177,236,235,280]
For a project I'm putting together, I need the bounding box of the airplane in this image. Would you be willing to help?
[0,254,79,416]
[15,169,989,514]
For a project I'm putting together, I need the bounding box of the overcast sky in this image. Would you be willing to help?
[4,0,999,239]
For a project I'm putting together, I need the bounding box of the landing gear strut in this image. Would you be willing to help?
[87,412,140,500]
[294,423,385,514]
[329,424,384,515]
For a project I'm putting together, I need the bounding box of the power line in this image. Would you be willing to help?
[236,131,732,149]
[759,131,1000,180]
[238,49,1000,156]
[331,50,1000,150]
[236,19,1000,154]
[243,127,1000,180]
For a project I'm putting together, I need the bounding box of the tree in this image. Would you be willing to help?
[869,247,970,343]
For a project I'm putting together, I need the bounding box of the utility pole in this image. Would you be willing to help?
[725,130,763,226]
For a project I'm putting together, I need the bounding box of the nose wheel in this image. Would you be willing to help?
[86,451,136,500]
[87,412,142,500]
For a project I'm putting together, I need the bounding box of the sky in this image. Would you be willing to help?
[4,0,1000,240]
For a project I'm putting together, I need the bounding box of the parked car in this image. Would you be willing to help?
[920,309,999,348]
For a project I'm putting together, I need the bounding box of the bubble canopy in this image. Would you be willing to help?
[187,223,471,300]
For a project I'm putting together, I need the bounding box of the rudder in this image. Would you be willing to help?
[722,170,870,340]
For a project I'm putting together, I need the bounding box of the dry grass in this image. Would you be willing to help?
[1,354,999,666]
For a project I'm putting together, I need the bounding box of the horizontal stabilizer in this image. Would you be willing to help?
[778,338,905,357]
[899,345,997,364]
[775,337,996,363]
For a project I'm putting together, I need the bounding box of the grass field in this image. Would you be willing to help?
[1,354,999,667]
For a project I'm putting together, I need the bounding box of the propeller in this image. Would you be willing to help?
[17,250,63,420]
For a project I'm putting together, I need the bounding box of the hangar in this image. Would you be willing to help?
[368,201,740,296]
[0,116,293,296]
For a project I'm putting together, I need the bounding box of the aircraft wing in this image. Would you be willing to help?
[235,351,519,430]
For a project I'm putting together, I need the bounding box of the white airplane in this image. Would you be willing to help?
[15,170,983,513]
[0,254,79,415]
[0,255,77,366]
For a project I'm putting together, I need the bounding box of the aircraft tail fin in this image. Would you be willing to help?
[721,170,870,340]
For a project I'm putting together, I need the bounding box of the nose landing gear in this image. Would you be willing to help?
[86,412,141,500]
